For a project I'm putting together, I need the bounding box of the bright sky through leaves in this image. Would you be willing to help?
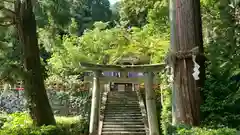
[109,0,119,4]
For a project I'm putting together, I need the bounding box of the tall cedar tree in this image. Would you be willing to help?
[173,0,205,125]
[14,0,56,126]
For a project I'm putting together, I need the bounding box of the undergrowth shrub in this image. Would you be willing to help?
[174,125,237,135]
[0,112,88,135]
[201,74,240,129]
[160,87,172,135]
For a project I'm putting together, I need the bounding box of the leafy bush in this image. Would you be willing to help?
[201,74,240,129]
[0,113,8,128]
[160,87,172,135]
[47,90,91,117]
[0,112,88,135]
[175,125,237,135]
[45,75,88,91]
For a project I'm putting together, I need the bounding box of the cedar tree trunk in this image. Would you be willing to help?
[174,0,204,126]
[14,0,56,126]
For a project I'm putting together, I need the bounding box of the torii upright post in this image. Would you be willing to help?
[144,72,159,135]
[89,70,101,135]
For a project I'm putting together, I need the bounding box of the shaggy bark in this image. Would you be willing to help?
[14,0,56,126]
[174,0,204,126]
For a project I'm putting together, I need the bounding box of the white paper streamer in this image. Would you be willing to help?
[192,55,200,80]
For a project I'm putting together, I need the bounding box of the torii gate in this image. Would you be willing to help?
[80,62,165,135]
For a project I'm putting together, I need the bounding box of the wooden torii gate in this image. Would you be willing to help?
[80,62,165,135]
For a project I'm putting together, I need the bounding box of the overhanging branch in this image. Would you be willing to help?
[0,22,14,27]
[0,6,16,16]
[0,16,15,27]
[3,0,15,3]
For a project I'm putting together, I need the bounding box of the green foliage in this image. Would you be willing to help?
[2,113,33,129]
[110,2,121,22]
[119,0,157,26]
[147,0,169,34]
[44,75,91,117]
[175,125,237,135]
[47,20,169,76]
[47,35,91,75]
[45,75,85,91]
[0,114,8,128]
[156,70,173,135]
[200,0,240,129]
[35,0,113,33]
[0,8,28,83]
[201,75,240,129]
[160,87,172,135]
[49,90,91,118]
[0,113,88,135]
[0,25,22,84]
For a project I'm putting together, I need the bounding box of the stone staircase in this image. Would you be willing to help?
[101,91,146,135]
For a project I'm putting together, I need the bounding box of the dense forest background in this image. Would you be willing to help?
[0,0,239,134]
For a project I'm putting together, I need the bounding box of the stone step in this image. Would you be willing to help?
[103,124,145,128]
[105,110,141,113]
[107,99,138,100]
[102,127,145,132]
[108,95,137,96]
[107,100,138,102]
[106,104,139,106]
[104,114,142,117]
[105,108,141,110]
[104,110,142,113]
[107,99,138,101]
[105,107,141,110]
[109,95,137,96]
[105,106,140,109]
[104,116,143,120]
[107,98,138,100]
[106,104,139,107]
[106,101,139,104]
[107,97,137,98]
[109,92,136,94]
[107,102,138,104]
[104,115,143,119]
[103,121,144,125]
[104,118,143,122]
[108,96,137,98]
[101,91,146,135]
[108,97,137,99]
[108,96,137,97]
[108,93,137,95]
[105,107,140,110]
[108,95,137,97]
[105,107,141,112]
[102,131,146,135]
[104,111,142,114]
[106,104,140,107]
[106,106,140,108]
